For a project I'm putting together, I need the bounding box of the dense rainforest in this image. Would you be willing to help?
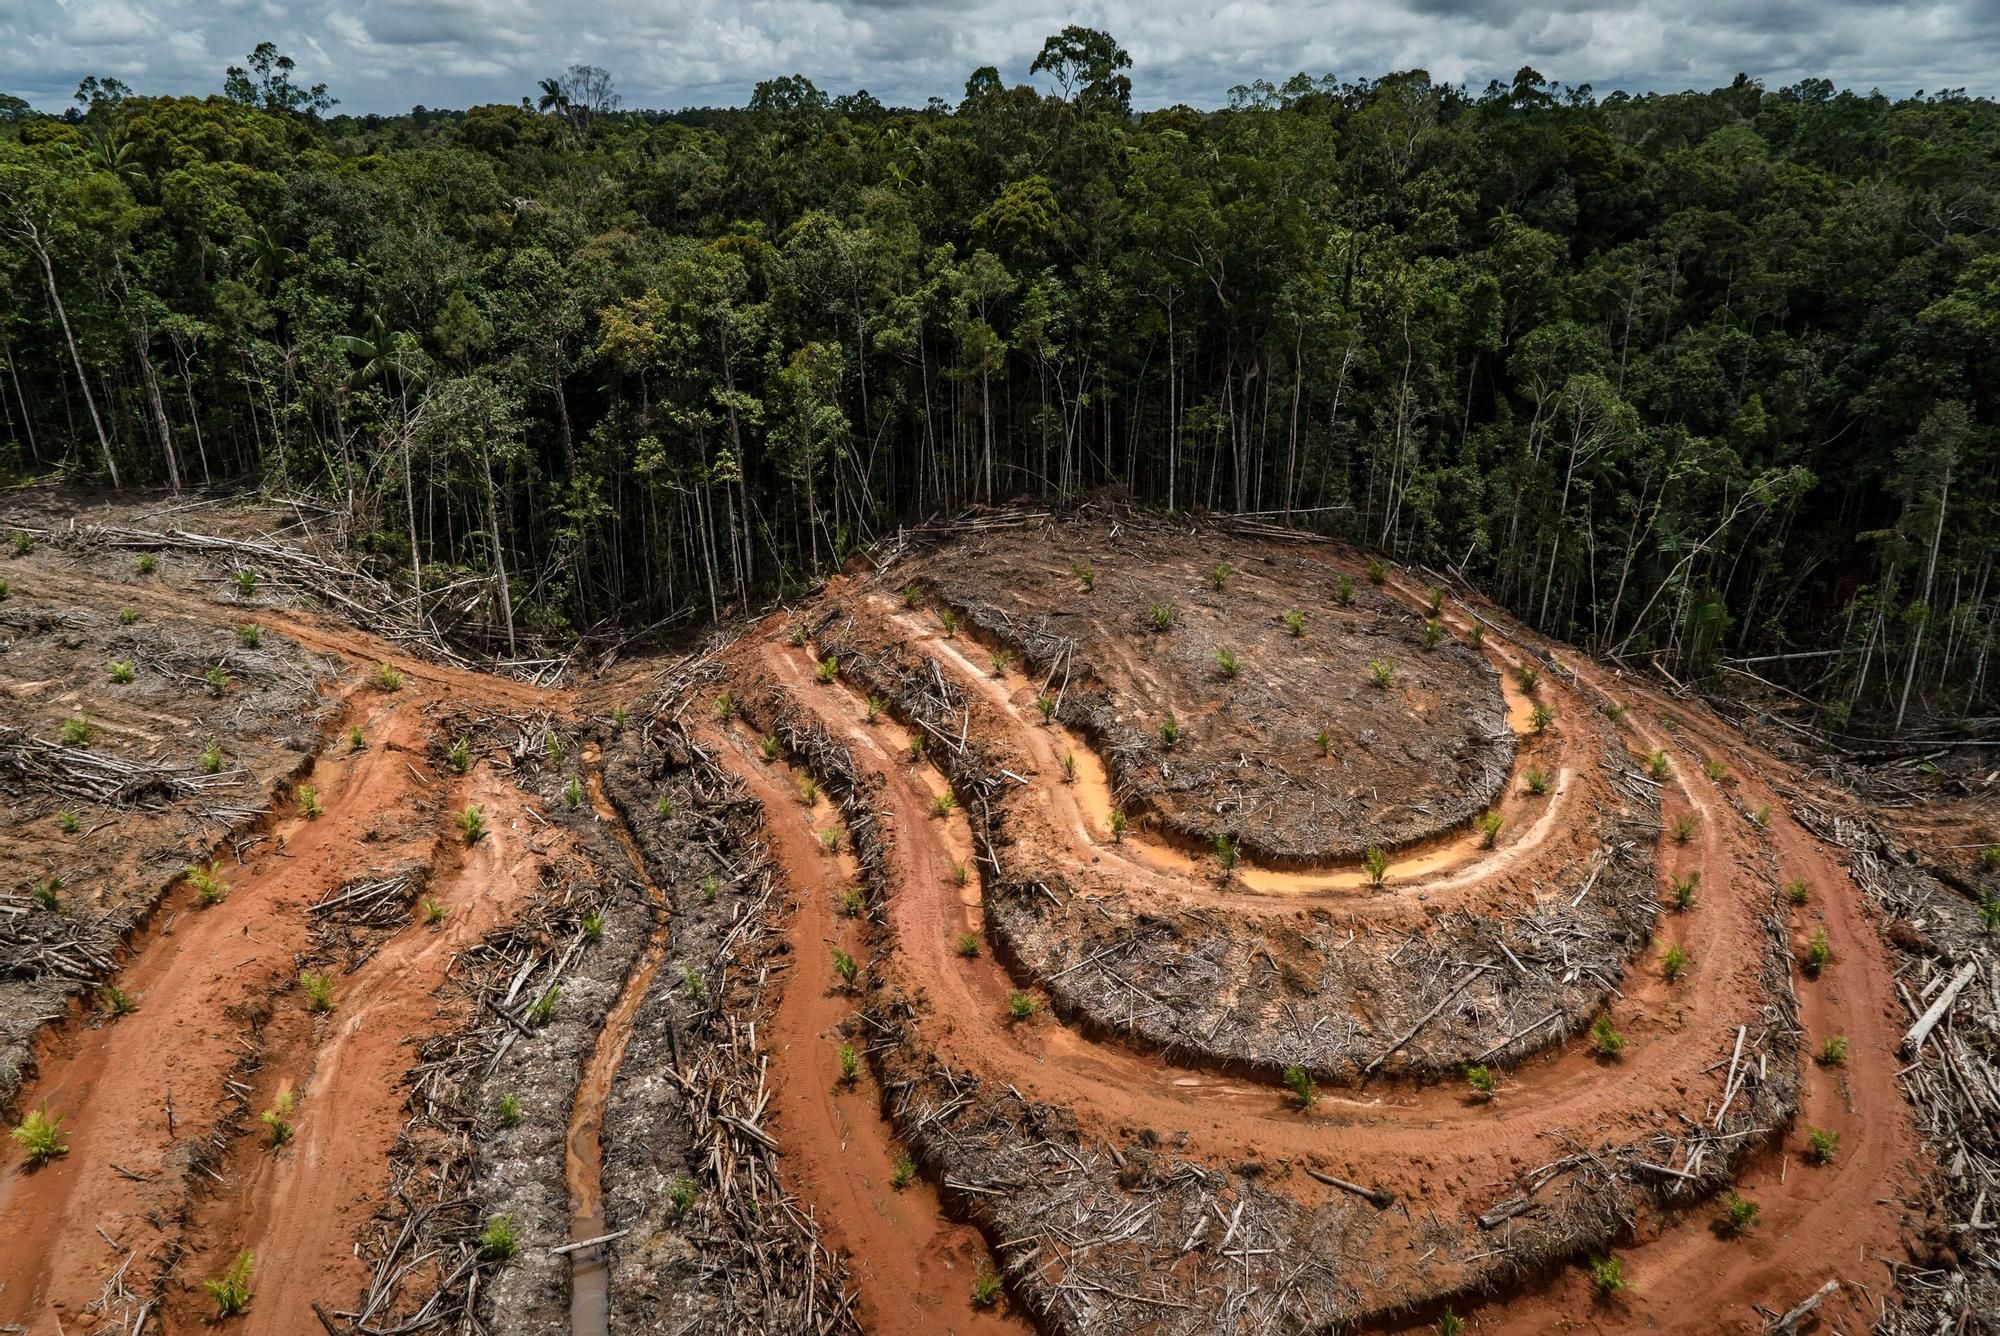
[1,33,1996,735]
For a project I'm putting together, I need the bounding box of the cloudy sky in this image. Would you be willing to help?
[3,0,1993,115]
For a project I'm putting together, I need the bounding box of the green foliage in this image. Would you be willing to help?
[137,554,156,575]
[840,887,865,916]
[348,724,365,751]
[108,658,135,683]
[205,666,230,697]
[1283,609,1305,637]
[1670,872,1699,911]
[837,1042,860,1085]
[1060,748,1078,783]
[98,984,138,1016]
[1209,561,1231,591]
[1477,810,1504,847]
[1590,1256,1626,1297]
[237,622,262,648]
[456,804,486,843]
[527,986,559,1023]
[1818,1034,1849,1066]
[797,775,820,804]
[1036,693,1057,722]
[1283,1064,1316,1109]
[815,654,839,683]
[1426,587,1445,616]
[1148,601,1177,631]
[116,604,134,623]
[1006,990,1038,1021]
[1672,812,1696,843]
[1703,758,1732,785]
[447,738,471,774]
[1647,749,1671,779]
[1590,1014,1624,1058]
[1523,767,1550,796]
[370,663,404,692]
[891,1153,916,1189]
[955,931,981,957]
[1719,1191,1760,1237]
[296,783,321,818]
[261,1089,296,1148]
[1365,559,1385,586]
[989,649,1014,676]
[1424,618,1444,648]
[60,717,92,746]
[419,896,448,925]
[564,775,584,808]
[1335,576,1355,607]
[1981,892,2000,932]
[1803,927,1832,975]
[1464,1065,1495,1100]
[8,531,32,556]
[831,948,859,988]
[204,1251,256,1316]
[1437,1311,1465,1336]
[234,568,258,596]
[57,809,79,834]
[200,741,226,774]
[1662,942,1689,982]
[1157,712,1180,747]
[30,876,62,913]
[1071,561,1096,592]
[1108,809,1127,841]
[1213,834,1237,873]
[188,861,228,906]
[668,1175,698,1218]
[818,827,841,853]
[1315,729,1333,758]
[1514,664,1540,694]
[298,971,334,1013]
[971,1262,1003,1308]
[1369,658,1396,689]
[1784,879,1810,905]
[939,609,958,637]
[1215,647,1241,678]
[582,912,605,941]
[480,1215,518,1260]
[497,1093,522,1127]
[1529,702,1554,732]
[11,1107,69,1164]
[864,696,885,723]
[1805,1127,1840,1163]
[681,964,706,999]
[714,692,738,720]
[1363,846,1389,887]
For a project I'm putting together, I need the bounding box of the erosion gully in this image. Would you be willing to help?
[565,755,673,1335]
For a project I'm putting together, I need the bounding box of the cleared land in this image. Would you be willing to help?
[0,495,1989,1335]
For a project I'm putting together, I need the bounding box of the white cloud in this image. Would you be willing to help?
[2,0,1994,115]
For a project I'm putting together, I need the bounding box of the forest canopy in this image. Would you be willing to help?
[1,35,1995,733]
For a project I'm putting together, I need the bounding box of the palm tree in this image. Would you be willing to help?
[337,312,428,601]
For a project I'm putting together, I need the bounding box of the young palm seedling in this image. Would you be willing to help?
[57,809,79,834]
[939,609,958,637]
[1148,601,1177,631]
[955,931,981,958]
[1335,574,1355,606]
[527,986,560,1024]
[1477,810,1504,848]
[1284,1064,1317,1110]
[989,649,1014,676]
[497,1093,523,1127]
[1071,560,1096,591]
[299,972,335,1013]
[233,567,258,597]
[199,741,226,774]
[1670,872,1699,911]
[420,897,448,926]
[98,984,138,1016]
[205,666,230,697]
[1647,748,1671,779]
[1802,927,1831,976]
[1672,812,1696,843]
[787,621,809,648]
[831,948,860,990]
[1424,618,1444,649]
[10,1107,68,1164]
[296,784,322,819]
[1209,561,1231,592]
[1662,942,1689,982]
[864,695,884,723]
[1006,990,1038,1021]
[1524,767,1551,796]
[906,735,926,763]
[815,654,839,684]
[446,738,471,774]
[818,828,841,854]
[1108,810,1127,842]
[972,1263,1003,1308]
[61,717,92,746]
[797,775,820,805]
[1818,1034,1849,1066]
[116,604,134,623]
[348,725,365,751]
[1215,647,1241,679]
[188,861,228,907]
[1590,1256,1627,1298]
[205,1251,256,1316]
[1530,703,1554,732]
[682,965,707,999]
[837,1042,860,1086]
[1158,713,1181,747]
[668,1176,698,1218]
[237,622,262,648]
[1805,1127,1839,1164]
[1590,1014,1624,1058]
[108,658,135,684]
[1465,1065,1496,1101]
[891,1153,917,1189]
[1369,658,1396,689]
[1284,609,1306,637]
[1427,586,1445,616]
[1213,835,1237,874]
[582,912,605,941]
[1515,663,1540,695]
[31,876,62,913]
[137,553,157,574]
[1718,1191,1760,1237]
[1060,749,1077,784]
[261,1088,297,1148]
[901,583,922,609]
[1364,846,1389,887]
[1036,693,1058,723]
[714,691,737,720]
[1366,558,1386,585]
[456,804,486,844]
[480,1216,519,1260]
[1315,729,1333,758]
[564,776,584,808]
[839,887,865,917]
[371,663,405,691]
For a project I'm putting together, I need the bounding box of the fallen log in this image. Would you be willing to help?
[1302,1165,1394,1210]
[1901,962,1978,1055]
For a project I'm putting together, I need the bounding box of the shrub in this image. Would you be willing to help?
[1335,574,1355,606]
[831,948,859,988]
[299,972,334,1013]
[188,862,228,907]
[1424,618,1444,649]
[891,1153,916,1189]
[1148,601,1178,631]
[1036,693,1057,723]
[939,609,958,637]
[204,1251,256,1316]
[1315,729,1333,758]
[200,741,226,774]
[582,912,605,941]
[109,658,136,683]
[296,784,322,819]
[682,965,707,999]
[1071,561,1096,591]
[1364,846,1389,887]
[1366,558,1386,585]
[1158,713,1181,747]
[30,876,62,913]
[1719,1191,1760,1237]
[1670,872,1698,911]
[1590,1256,1627,1297]
[1802,927,1831,976]
[1590,1015,1624,1058]
[1284,1064,1317,1110]
[668,1175,698,1218]
[1662,943,1689,982]
[1672,813,1696,843]
[1783,879,1809,906]
[1464,1065,1496,1101]
[233,568,258,596]
[261,1089,296,1148]
[1818,1035,1849,1066]
[837,1042,860,1085]
[348,725,365,751]
[563,776,584,808]
[497,1093,522,1127]
[1530,703,1554,732]
[205,666,230,697]
[57,809,78,834]
[1369,658,1396,688]
[714,691,737,720]
[456,804,486,844]
[1215,647,1241,679]
[527,986,559,1023]
[10,1107,68,1164]
[989,649,1014,676]
[60,717,92,746]
[420,897,448,926]
[955,931,981,958]
[971,1263,1003,1308]
[116,605,134,623]
[1213,835,1237,873]
[1524,767,1550,796]
[446,738,471,774]
[1805,1127,1839,1164]
[137,553,156,574]
[1209,561,1231,591]
[98,984,138,1016]
[1477,810,1504,848]
[1006,990,1037,1021]
[815,654,839,684]
[1647,748,1671,779]
[479,1215,518,1260]
[236,622,262,648]
[1284,609,1306,637]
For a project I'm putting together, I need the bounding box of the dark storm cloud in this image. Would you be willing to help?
[4,0,1996,115]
